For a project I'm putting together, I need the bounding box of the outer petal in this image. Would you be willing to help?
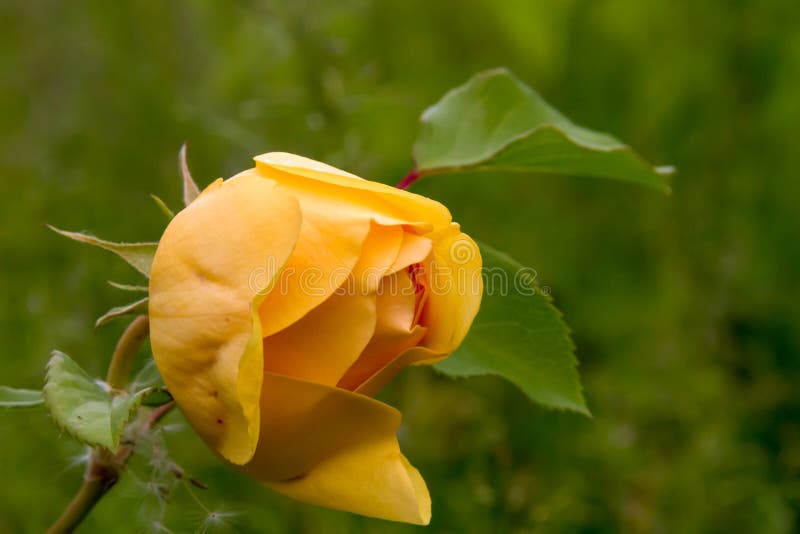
[419,224,483,354]
[149,175,301,464]
[254,152,452,229]
[242,372,431,525]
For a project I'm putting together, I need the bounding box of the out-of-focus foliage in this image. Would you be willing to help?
[0,1,798,532]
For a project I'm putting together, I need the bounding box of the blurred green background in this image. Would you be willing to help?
[1,1,798,532]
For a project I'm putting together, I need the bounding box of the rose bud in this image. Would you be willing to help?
[149,153,482,524]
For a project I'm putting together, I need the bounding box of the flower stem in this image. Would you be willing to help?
[47,315,156,533]
[106,315,149,390]
[46,478,105,533]
[46,452,118,534]
[396,169,421,190]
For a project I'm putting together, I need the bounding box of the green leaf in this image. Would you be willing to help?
[43,351,149,450]
[414,67,672,192]
[435,243,589,415]
[48,226,158,277]
[150,194,175,220]
[108,281,149,292]
[95,297,149,329]
[0,386,44,408]
[180,142,201,206]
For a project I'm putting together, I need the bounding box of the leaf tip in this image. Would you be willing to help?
[572,399,592,418]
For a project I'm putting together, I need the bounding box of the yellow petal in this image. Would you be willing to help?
[267,439,431,525]
[355,346,444,398]
[390,232,433,273]
[338,270,426,391]
[247,159,433,336]
[242,372,431,525]
[263,281,376,385]
[149,174,302,465]
[256,181,373,336]
[419,224,483,354]
[254,152,452,229]
[352,223,404,292]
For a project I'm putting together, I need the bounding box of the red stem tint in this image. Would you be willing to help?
[396,169,421,190]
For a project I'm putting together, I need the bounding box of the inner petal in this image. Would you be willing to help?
[263,277,376,386]
[338,270,427,391]
[258,194,371,337]
[351,223,404,293]
[390,232,433,273]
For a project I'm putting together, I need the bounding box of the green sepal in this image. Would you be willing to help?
[150,194,175,220]
[107,281,149,293]
[180,143,201,206]
[95,297,149,329]
[48,226,157,278]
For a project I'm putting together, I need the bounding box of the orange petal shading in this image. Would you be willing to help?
[255,181,372,337]
[419,224,483,354]
[242,373,431,525]
[351,223,404,292]
[253,152,452,229]
[149,174,302,465]
[338,270,426,391]
[263,282,376,386]
[246,154,443,336]
[390,232,433,273]
[355,346,444,398]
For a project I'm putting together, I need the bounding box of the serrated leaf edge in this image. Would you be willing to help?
[484,243,589,415]
[42,351,154,451]
[421,124,673,192]
[108,281,149,292]
[436,242,591,416]
[415,67,672,193]
[47,225,158,277]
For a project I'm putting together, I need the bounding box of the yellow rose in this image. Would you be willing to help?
[148,153,482,524]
